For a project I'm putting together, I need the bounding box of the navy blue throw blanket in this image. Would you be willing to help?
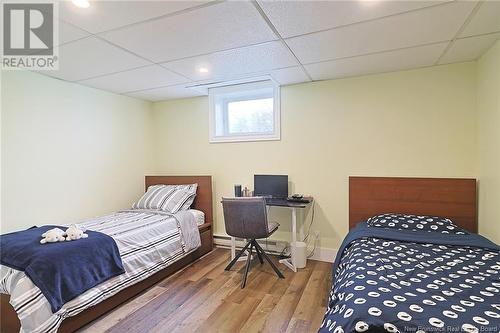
[0,225,125,313]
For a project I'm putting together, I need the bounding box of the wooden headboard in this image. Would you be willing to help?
[145,176,213,225]
[349,176,477,233]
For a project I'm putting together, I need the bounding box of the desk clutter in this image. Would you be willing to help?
[234,175,312,203]
[234,185,253,197]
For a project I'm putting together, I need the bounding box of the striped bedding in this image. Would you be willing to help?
[0,209,202,333]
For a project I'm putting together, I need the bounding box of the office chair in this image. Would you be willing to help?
[221,197,285,288]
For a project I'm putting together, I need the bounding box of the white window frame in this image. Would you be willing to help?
[209,80,281,143]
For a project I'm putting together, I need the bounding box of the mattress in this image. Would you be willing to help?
[0,209,201,333]
[319,222,500,333]
[189,209,206,226]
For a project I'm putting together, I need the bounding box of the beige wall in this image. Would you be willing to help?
[152,62,478,250]
[1,70,155,233]
[2,61,489,249]
[477,40,500,243]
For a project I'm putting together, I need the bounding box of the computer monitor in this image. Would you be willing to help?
[254,175,288,199]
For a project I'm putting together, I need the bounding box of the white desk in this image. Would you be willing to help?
[230,199,312,272]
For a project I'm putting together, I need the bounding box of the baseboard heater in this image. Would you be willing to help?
[213,234,289,257]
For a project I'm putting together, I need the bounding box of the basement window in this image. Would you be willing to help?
[209,81,280,143]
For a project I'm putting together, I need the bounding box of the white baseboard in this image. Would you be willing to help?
[213,234,286,256]
[307,247,338,263]
[213,233,337,263]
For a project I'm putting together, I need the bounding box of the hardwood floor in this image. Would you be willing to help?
[78,248,332,333]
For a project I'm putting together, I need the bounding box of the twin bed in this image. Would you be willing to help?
[1,176,214,333]
[320,177,499,333]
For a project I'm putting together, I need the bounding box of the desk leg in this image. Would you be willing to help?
[298,208,305,241]
[231,237,236,260]
[279,207,298,272]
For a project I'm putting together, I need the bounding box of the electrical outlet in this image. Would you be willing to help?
[314,230,320,239]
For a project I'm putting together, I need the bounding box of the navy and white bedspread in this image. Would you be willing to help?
[319,223,500,333]
[0,225,125,313]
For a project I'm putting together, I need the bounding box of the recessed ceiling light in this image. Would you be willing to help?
[199,67,209,73]
[72,0,90,8]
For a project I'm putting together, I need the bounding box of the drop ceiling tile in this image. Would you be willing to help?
[99,1,277,63]
[78,65,189,94]
[161,41,297,81]
[270,66,310,86]
[43,37,150,81]
[126,84,205,102]
[38,9,89,45]
[259,0,449,38]
[59,1,210,34]
[286,1,475,64]
[59,21,89,45]
[439,33,500,64]
[304,42,448,81]
[460,1,500,37]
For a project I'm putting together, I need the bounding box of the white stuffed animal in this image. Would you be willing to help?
[40,228,66,244]
[65,224,88,241]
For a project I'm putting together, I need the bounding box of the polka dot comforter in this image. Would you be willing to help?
[319,217,500,333]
